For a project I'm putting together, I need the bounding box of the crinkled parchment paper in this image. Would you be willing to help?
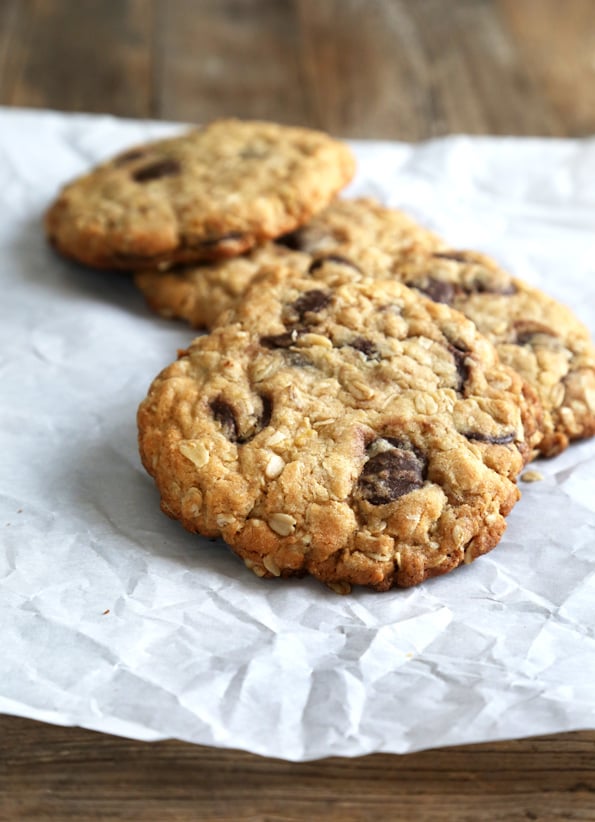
[1,108,594,760]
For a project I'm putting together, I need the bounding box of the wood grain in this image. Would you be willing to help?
[1,1,595,819]
[1,0,595,138]
[155,0,312,125]
[500,0,595,137]
[0,0,154,117]
[1,716,595,821]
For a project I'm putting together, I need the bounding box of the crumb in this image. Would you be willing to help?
[102,609,110,615]
[521,470,544,483]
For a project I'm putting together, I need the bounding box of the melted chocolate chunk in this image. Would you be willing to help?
[449,343,470,393]
[308,255,362,274]
[114,149,147,166]
[383,437,426,461]
[349,337,379,359]
[274,230,303,251]
[210,397,238,441]
[358,443,426,505]
[261,329,303,349]
[465,431,516,445]
[258,395,273,433]
[210,395,272,443]
[260,331,314,366]
[514,321,558,346]
[413,278,456,305]
[133,158,181,182]
[292,289,332,318]
[469,280,517,296]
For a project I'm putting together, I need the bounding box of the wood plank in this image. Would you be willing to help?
[407,0,560,136]
[296,0,436,140]
[1,716,595,820]
[295,0,563,140]
[499,0,595,136]
[0,0,19,100]
[155,0,311,126]
[0,0,153,117]
[3,0,595,136]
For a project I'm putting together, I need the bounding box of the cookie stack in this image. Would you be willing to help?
[46,119,595,592]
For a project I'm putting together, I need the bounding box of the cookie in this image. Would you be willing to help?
[45,119,355,270]
[134,197,442,328]
[135,197,595,457]
[135,243,309,329]
[307,247,595,458]
[390,250,595,457]
[138,273,541,592]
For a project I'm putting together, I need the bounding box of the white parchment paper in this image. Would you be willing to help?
[1,107,595,760]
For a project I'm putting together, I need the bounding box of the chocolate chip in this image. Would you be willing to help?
[308,255,362,274]
[261,329,303,349]
[133,159,181,182]
[236,395,273,443]
[210,395,272,443]
[274,230,303,251]
[470,280,517,296]
[358,442,426,505]
[449,343,470,392]
[514,321,558,346]
[383,437,426,461]
[413,278,456,305]
[292,289,332,318]
[114,149,147,166]
[349,337,379,359]
[465,431,516,445]
[432,252,517,296]
[260,332,314,366]
[257,395,273,433]
[210,397,239,441]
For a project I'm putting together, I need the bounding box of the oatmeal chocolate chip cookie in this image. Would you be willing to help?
[390,250,595,458]
[134,197,442,328]
[135,243,310,329]
[304,246,595,458]
[45,119,355,270]
[138,274,541,592]
[134,196,595,457]
[272,195,443,256]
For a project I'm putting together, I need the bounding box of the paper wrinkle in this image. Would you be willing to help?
[1,108,595,760]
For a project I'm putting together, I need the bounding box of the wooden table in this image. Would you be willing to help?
[1,1,594,819]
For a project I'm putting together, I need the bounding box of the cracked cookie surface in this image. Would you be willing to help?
[135,198,595,457]
[45,119,355,269]
[138,274,541,592]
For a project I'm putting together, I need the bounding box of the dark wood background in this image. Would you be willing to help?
[1,1,595,820]
[2,0,595,139]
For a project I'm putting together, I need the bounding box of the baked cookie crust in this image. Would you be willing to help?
[133,197,442,328]
[45,119,355,270]
[136,198,595,457]
[138,274,541,592]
